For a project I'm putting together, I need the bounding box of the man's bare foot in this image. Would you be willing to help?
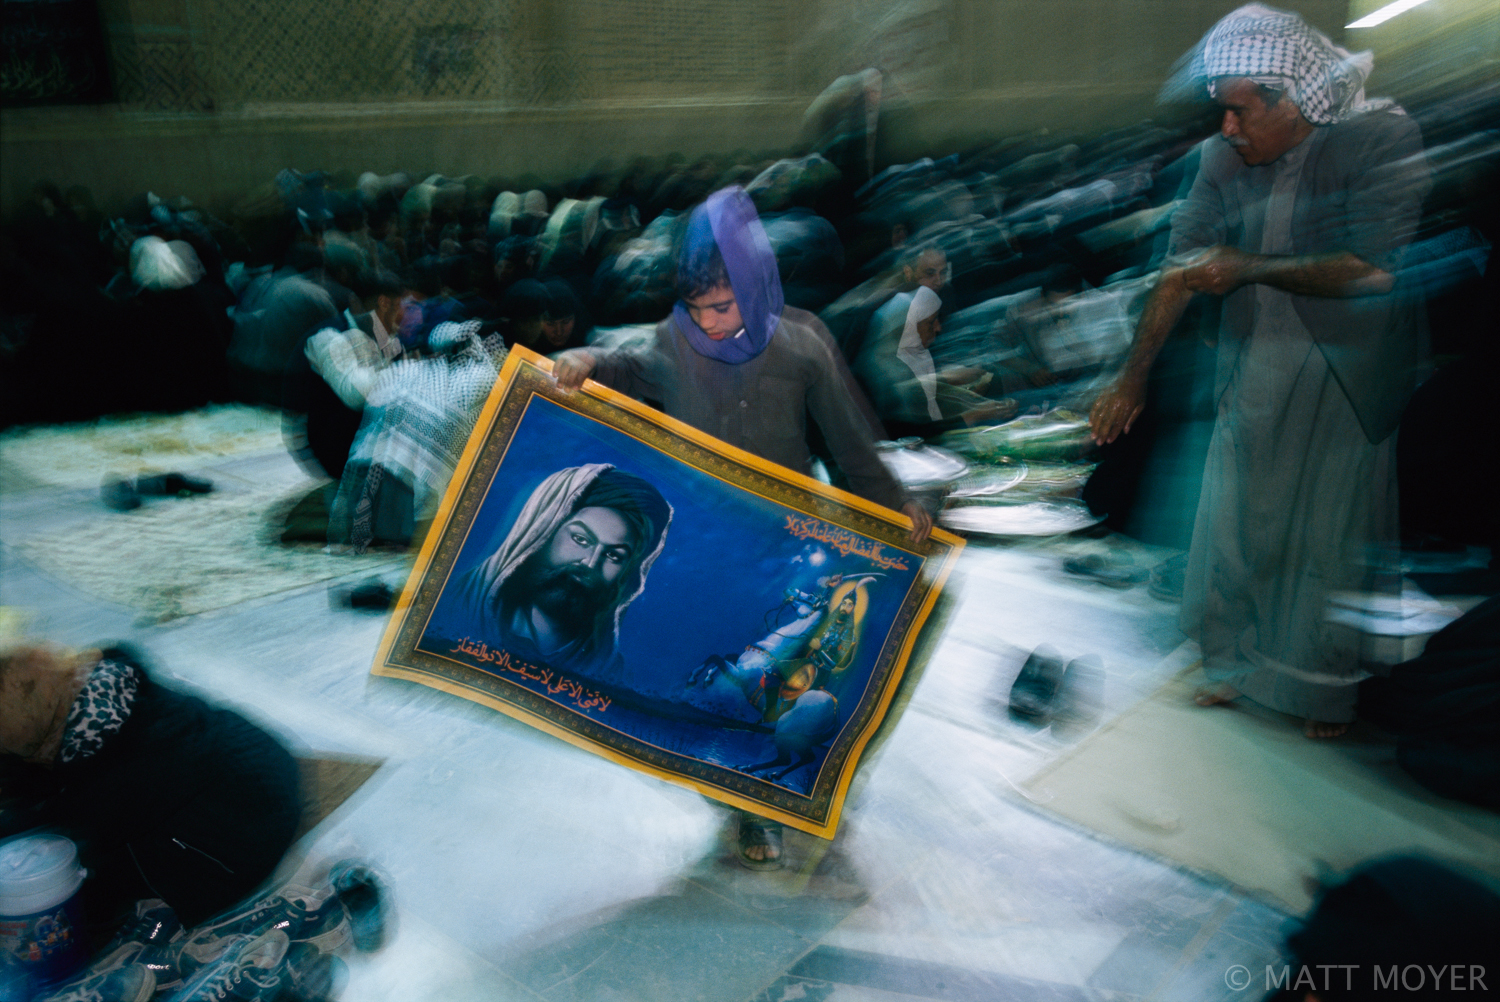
[1194,682,1239,707]
[1304,719,1350,739]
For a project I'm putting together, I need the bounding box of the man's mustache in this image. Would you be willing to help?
[538,563,606,596]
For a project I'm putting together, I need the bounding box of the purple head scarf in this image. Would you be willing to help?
[672,186,784,364]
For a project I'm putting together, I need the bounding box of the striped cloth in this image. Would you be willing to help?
[334,321,506,551]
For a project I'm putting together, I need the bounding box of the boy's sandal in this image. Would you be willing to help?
[737,816,785,871]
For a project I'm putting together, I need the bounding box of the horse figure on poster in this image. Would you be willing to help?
[688,575,874,780]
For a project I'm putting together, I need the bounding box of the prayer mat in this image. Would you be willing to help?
[11,481,402,622]
[375,346,964,837]
[1023,662,1500,914]
[0,405,284,492]
[294,754,385,840]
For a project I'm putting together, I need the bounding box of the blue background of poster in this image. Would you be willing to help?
[421,394,921,789]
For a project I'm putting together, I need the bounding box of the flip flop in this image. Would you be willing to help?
[736,815,785,872]
[1008,644,1068,724]
[1063,553,1147,588]
[1052,655,1105,742]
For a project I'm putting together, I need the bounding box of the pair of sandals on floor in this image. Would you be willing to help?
[1007,645,1104,738]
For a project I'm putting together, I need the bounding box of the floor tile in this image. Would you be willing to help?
[752,974,944,1001]
[789,946,1094,1001]
[0,442,1306,1002]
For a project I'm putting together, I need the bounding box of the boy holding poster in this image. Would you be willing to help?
[555,185,931,868]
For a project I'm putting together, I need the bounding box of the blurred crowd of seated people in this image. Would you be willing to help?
[1,67,1493,557]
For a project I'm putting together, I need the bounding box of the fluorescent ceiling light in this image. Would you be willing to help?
[1347,0,1434,28]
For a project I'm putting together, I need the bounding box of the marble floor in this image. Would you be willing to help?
[0,442,1297,1002]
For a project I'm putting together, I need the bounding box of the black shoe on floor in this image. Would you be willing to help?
[348,579,395,611]
[329,860,390,953]
[1063,553,1147,588]
[1052,655,1105,742]
[1008,644,1068,725]
[137,472,214,496]
[102,475,141,511]
[281,942,347,1002]
[90,898,185,993]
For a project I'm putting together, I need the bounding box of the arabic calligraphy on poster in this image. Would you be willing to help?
[415,395,924,797]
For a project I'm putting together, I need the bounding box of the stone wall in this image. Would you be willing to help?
[0,0,1406,220]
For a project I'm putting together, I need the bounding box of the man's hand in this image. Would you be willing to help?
[1089,377,1145,445]
[552,349,597,392]
[901,501,932,545]
[1180,246,1256,296]
[939,365,987,385]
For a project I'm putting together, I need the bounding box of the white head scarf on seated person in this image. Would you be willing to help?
[894,284,943,422]
[1184,3,1397,125]
[129,236,205,291]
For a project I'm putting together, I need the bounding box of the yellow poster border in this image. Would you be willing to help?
[372,345,964,838]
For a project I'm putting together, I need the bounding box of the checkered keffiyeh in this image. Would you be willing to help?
[1189,4,1395,125]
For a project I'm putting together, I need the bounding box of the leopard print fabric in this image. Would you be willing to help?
[59,659,140,763]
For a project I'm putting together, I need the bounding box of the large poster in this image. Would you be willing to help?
[375,346,963,836]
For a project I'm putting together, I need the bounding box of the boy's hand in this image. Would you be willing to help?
[901,501,932,545]
[553,350,597,392]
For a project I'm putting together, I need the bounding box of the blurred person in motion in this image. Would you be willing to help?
[855,285,1015,437]
[1089,4,1430,738]
[227,243,340,405]
[1267,855,1499,1001]
[0,631,300,942]
[291,268,415,483]
[329,321,508,552]
[1005,266,1134,396]
[554,186,929,870]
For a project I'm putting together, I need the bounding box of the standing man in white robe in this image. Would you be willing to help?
[1090,4,1430,737]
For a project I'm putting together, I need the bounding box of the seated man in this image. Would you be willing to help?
[291,269,413,482]
[227,245,340,405]
[855,285,1015,436]
[498,278,551,350]
[329,321,508,551]
[0,637,301,940]
[1006,268,1133,391]
[538,279,591,354]
[555,185,930,869]
[828,240,949,365]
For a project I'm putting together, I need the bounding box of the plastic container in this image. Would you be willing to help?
[0,835,88,998]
